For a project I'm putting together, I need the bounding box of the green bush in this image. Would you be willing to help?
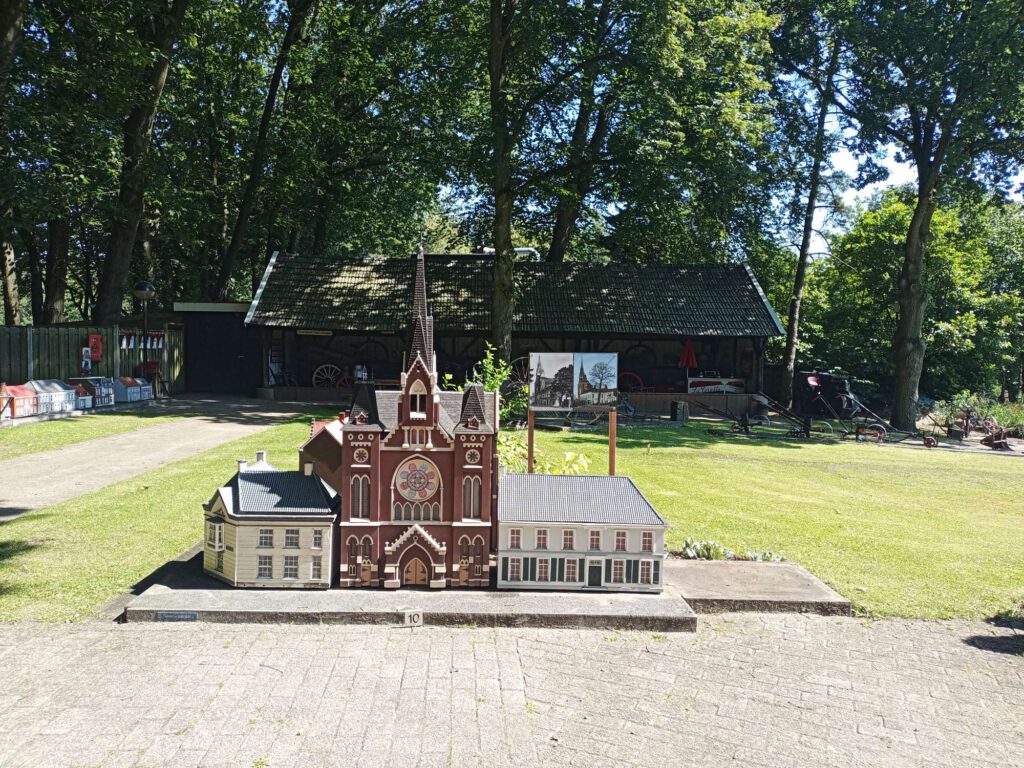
[673,537,783,562]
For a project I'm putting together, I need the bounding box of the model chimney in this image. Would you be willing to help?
[237,459,248,472]
[303,462,314,476]
[255,450,267,463]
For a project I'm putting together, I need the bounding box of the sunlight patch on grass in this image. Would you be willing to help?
[0,410,184,461]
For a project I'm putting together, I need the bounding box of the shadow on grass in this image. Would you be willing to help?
[0,538,39,563]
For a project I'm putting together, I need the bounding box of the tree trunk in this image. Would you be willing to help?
[212,0,314,300]
[891,168,942,431]
[43,216,69,324]
[93,0,190,325]
[20,227,43,323]
[547,0,611,263]
[780,39,840,407]
[1,236,19,326]
[489,0,516,360]
[0,0,24,82]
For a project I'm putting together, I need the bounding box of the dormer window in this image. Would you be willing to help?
[354,411,367,425]
[466,416,479,429]
[409,380,428,419]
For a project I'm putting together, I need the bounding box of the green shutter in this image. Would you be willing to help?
[605,559,612,582]
[627,560,635,583]
[557,558,565,582]
[529,557,537,582]
[578,559,585,581]
[501,556,508,582]
[653,560,660,584]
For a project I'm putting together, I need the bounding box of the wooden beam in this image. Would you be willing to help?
[608,408,617,476]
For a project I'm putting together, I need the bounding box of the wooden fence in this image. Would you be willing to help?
[0,325,185,393]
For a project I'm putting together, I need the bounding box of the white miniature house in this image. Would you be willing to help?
[496,473,668,592]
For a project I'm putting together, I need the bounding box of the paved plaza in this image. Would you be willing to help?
[0,615,1020,767]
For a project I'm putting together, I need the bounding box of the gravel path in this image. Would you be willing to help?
[0,615,1020,767]
[0,399,299,518]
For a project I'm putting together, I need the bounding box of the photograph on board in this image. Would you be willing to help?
[528,352,575,410]
[573,352,618,407]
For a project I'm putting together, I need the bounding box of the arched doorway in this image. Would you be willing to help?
[403,556,429,586]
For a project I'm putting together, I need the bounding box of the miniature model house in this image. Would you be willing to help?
[496,473,667,592]
[202,451,339,588]
[299,251,499,589]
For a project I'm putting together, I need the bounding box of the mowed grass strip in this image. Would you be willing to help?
[536,426,1024,619]
[0,417,313,622]
[0,410,184,461]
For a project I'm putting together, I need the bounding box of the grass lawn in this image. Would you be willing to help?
[536,425,1024,619]
[0,417,315,622]
[0,410,185,461]
[2,414,1021,622]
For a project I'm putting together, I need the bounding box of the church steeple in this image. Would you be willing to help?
[407,246,434,371]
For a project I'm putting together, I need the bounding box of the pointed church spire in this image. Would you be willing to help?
[408,245,434,369]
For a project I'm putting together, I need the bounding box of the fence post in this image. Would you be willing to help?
[26,327,33,381]
[113,324,120,379]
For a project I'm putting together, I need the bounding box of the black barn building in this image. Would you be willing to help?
[243,252,783,409]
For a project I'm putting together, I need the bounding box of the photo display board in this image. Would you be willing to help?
[528,352,618,411]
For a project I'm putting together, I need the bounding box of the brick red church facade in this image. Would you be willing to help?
[300,252,498,588]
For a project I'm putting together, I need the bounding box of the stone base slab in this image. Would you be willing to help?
[664,560,851,616]
[124,582,697,632]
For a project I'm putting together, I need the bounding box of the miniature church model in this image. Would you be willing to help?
[298,251,498,588]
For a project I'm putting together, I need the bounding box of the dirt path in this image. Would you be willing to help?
[0,398,300,519]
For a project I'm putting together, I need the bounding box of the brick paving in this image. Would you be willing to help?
[0,615,1020,767]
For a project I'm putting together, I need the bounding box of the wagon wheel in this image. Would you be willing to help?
[334,375,356,391]
[312,364,343,389]
[618,371,644,392]
[856,422,887,443]
[813,420,834,436]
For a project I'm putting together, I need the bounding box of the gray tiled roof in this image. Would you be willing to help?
[498,473,667,526]
[246,253,784,338]
[231,471,338,517]
[370,390,496,435]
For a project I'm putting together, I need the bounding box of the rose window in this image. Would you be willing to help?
[396,459,438,501]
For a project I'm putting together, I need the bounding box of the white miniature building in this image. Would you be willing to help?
[202,451,339,588]
[497,473,668,592]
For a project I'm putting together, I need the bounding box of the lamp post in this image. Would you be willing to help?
[132,281,156,380]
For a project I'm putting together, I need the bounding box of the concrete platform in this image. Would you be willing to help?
[124,582,697,632]
[664,559,851,615]
[120,550,696,631]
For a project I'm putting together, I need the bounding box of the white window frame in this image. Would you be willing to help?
[352,475,370,519]
[257,555,273,579]
[208,522,224,552]
[535,529,548,550]
[615,531,627,552]
[462,475,481,519]
[589,530,601,551]
[283,555,299,580]
[312,529,323,549]
[215,550,224,573]
[509,528,521,550]
[258,529,273,548]
[284,529,300,549]
[565,559,577,582]
[562,530,574,550]
[642,531,654,553]
[311,556,323,580]
[509,557,522,582]
[537,558,549,582]
[640,560,652,584]
[612,559,625,583]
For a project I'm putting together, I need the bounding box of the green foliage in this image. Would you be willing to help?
[472,342,528,423]
[675,537,783,562]
[496,431,591,476]
[801,189,1024,400]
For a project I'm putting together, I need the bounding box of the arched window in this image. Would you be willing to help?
[462,476,481,519]
[351,475,370,518]
[361,536,372,560]
[474,537,486,574]
[409,379,427,418]
[347,537,359,576]
[459,536,470,561]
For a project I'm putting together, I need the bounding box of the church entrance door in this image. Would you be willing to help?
[403,557,428,586]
